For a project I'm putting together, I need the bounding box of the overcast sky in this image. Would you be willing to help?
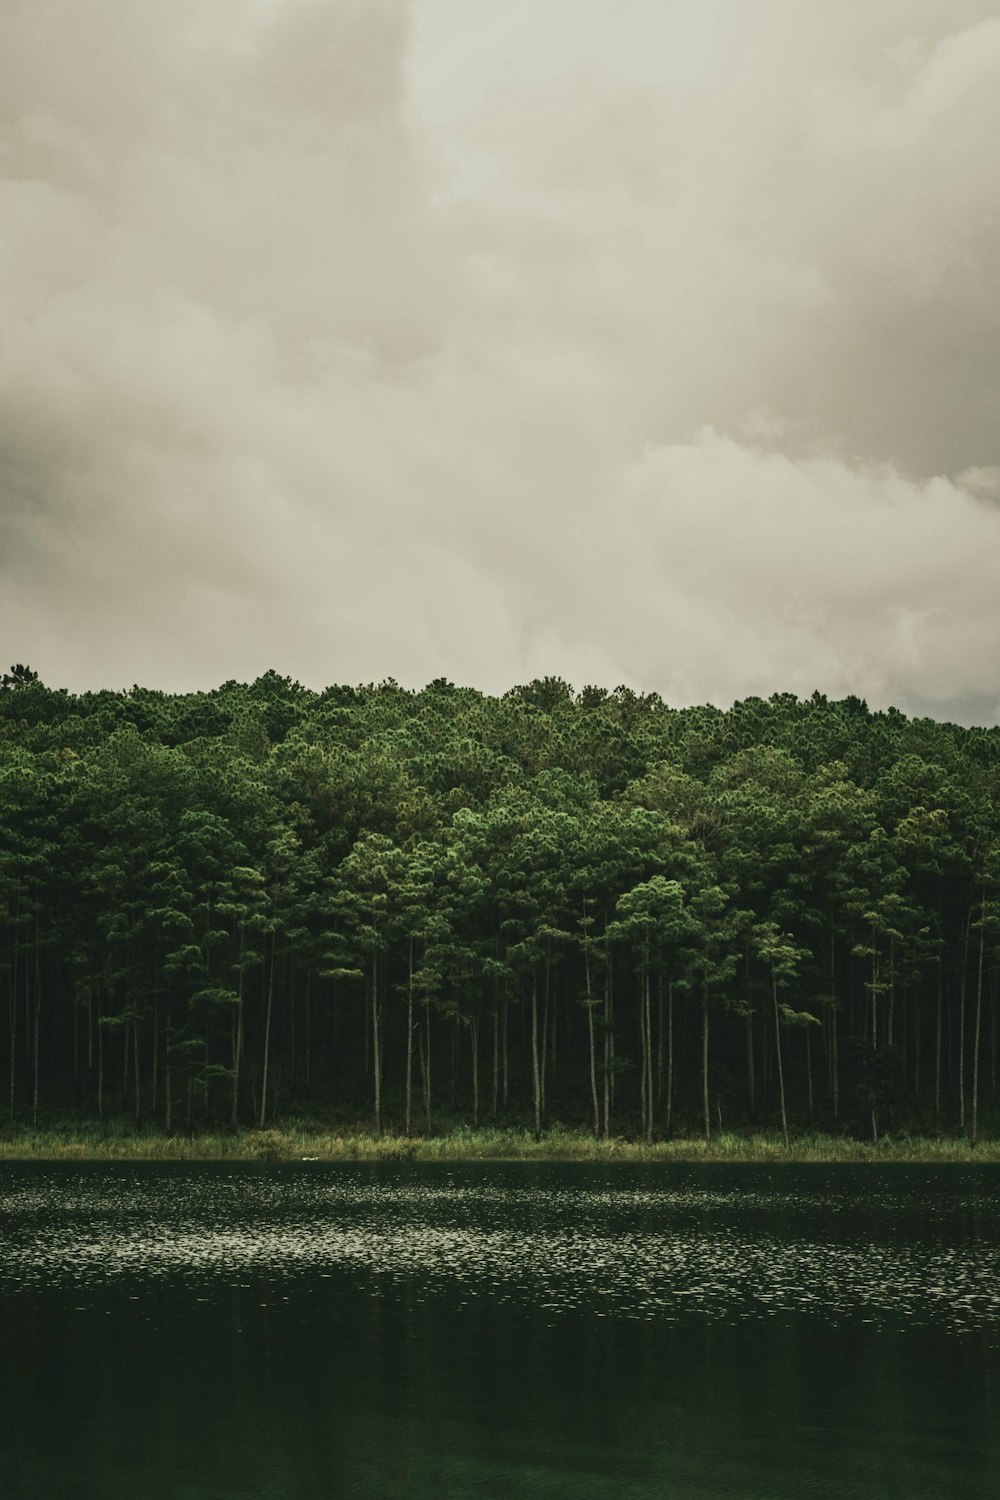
[2,0,1000,721]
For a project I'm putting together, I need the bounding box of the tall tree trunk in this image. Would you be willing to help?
[531,970,542,1141]
[492,1010,499,1119]
[959,908,971,1128]
[371,954,382,1136]
[701,983,711,1143]
[231,930,244,1128]
[152,989,160,1118]
[471,1016,479,1129]
[164,1001,172,1134]
[870,927,879,1053]
[304,974,312,1098]
[540,961,549,1126]
[31,928,41,1129]
[935,952,943,1131]
[502,998,509,1115]
[122,1016,130,1112]
[405,938,414,1138]
[602,960,613,1140]
[991,968,997,1104]
[259,931,276,1129]
[421,1002,433,1133]
[831,991,839,1123]
[638,968,648,1140]
[8,928,18,1123]
[971,893,985,1147]
[772,968,789,1149]
[583,921,599,1137]
[665,980,674,1139]
[97,995,105,1124]
[656,977,664,1108]
[644,971,653,1144]
[746,1011,756,1123]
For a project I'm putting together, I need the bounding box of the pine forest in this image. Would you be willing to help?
[3,665,1000,1146]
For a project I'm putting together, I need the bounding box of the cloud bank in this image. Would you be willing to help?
[1,0,999,722]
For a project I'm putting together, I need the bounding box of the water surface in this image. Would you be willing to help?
[1,1161,998,1498]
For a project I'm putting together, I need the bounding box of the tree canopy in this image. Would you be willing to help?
[3,670,999,1142]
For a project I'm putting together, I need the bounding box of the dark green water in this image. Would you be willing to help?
[1,1162,998,1499]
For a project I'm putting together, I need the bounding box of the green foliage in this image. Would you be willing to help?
[3,668,1000,1144]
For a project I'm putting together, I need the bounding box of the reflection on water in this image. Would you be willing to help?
[3,1164,999,1339]
[1,1162,999,1500]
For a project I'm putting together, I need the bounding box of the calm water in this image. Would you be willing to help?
[1,1161,998,1499]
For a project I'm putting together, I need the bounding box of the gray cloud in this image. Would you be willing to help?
[2,0,999,721]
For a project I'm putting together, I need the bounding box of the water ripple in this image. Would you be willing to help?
[2,1166,998,1342]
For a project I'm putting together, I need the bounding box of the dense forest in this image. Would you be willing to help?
[2,664,1000,1144]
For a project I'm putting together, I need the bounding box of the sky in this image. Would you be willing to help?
[2,0,1000,722]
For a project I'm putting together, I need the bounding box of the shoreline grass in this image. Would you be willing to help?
[2,1120,999,1164]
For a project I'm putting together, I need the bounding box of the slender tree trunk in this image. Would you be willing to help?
[371,954,383,1136]
[870,929,879,1053]
[583,923,599,1137]
[31,930,41,1130]
[828,920,838,1122]
[471,1016,480,1129]
[9,929,18,1123]
[991,968,997,1104]
[502,998,509,1115]
[152,990,159,1118]
[638,968,648,1140]
[656,978,664,1108]
[609,962,616,1112]
[959,908,971,1128]
[665,980,674,1139]
[122,1016,130,1111]
[405,939,414,1137]
[259,931,276,1129]
[492,1011,499,1119]
[831,993,839,1123]
[289,971,297,1096]
[531,971,542,1141]
[421,1002,432,1134]
[971,893,985,1147]
[231,930,245,1128]
[540,961,549,1126]
[164,1001,172,1134]
[602,961,612,1140]
[772,968,789,1149]
[644,972,653,1144]
[304,974,312,1097]
[746,1011,756,1122]
[97,995,105,1124]
[702,983,711,1143]
[935,952,943,1131]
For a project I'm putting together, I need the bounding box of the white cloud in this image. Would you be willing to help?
[1,1,999,722]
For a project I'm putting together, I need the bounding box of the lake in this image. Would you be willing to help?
[1,1160,998,1498]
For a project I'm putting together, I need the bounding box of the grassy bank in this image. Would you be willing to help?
[2,1120,999,1163]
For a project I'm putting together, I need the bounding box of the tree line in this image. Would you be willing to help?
[2,665,1000,1142]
